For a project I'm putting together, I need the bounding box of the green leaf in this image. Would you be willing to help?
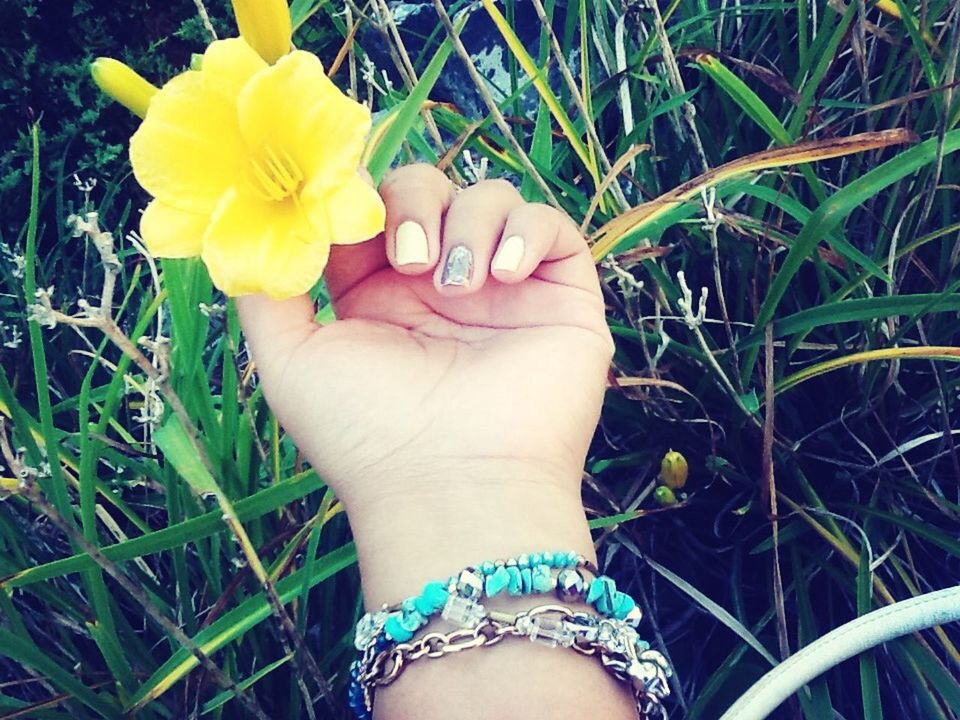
[365,13,468,182]
[127,543,356,711]
[154,414,218,497]
[743,129,960,385]
[3,471,324,588]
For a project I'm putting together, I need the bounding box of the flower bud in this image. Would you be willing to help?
[90,58,158,119]
[654,486,677,507]
[659,450,688,490]
[232,0,293,64]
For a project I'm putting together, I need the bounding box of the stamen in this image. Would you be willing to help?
[247,146,305,202]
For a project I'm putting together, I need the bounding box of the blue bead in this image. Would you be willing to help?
[612,591,636,620]
[480,561,496,575]
[485,566,511,597]
[415,581,450,615]
[530,552,543,566]
[542,551,555,567]
[517,553,531,568]
[587,576,617,615]
[506,566,523,595]
[531,564,554,592]
[520,567,533,593]
[562,551,576,567]
[399,609,425,633]
[384,613,414,642]
[401,597,417,613]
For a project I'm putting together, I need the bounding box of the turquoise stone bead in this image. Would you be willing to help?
[506,566,523,595]
[530,552,543,566]
[384,613,413,642]
[398,609,425,634]
[612,591,636,620]
[542,551,555,567]
[520,567,533,594]
[531,564,554,592]
[480,561,496,575]
[517,553,530,568]
[587,576,617,615]
[485,566,511,597]
[414,581,449,615]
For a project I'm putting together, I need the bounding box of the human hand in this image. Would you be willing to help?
[237,164,614,604]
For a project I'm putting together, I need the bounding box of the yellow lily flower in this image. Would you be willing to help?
[232,0,293,64]
[130,38,385,299]
[90,58,159,119]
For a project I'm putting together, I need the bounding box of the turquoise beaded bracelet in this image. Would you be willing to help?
[350,550,659,720]
[354,549,642,647]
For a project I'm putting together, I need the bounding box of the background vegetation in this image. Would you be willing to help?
[1,0,958,718]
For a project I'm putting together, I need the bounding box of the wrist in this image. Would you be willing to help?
[342,463,594,608]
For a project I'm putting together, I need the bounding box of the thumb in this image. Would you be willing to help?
[235,294,318,386]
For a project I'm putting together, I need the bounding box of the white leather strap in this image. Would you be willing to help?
[719,585,960,720]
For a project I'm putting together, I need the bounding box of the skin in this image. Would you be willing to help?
[236,165,636,719]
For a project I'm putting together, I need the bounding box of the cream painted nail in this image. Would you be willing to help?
[395,221,429,265]
[492,235,525,273]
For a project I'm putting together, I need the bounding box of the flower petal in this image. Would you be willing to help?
[131,69,247,215]
[303,173,385,246]
[130,38,265,216]
[200,188,330,299]
[200,37,267,103]
[140,200,208,258]
[237,50,371,189]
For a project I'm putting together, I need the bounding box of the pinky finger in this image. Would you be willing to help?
[490,203,600,296]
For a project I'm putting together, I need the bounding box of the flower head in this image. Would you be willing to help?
[130,38,384,299]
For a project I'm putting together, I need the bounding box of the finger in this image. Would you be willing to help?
[235,294,318,386]
[490,203,602,298]
[435,178,524,295]
[380,163,456,275]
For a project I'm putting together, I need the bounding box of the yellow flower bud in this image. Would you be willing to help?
[659,450,688,490]
[654,486,677,507]
[0,477,21,495]
[232,0,293,64]
[90,58,159,119]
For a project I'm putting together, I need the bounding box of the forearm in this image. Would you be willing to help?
[345,467,639,720]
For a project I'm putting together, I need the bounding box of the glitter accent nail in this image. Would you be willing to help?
[440,245,473,287]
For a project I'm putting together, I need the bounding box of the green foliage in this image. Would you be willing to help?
[1,1,959,718]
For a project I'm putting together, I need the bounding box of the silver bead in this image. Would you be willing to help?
[555,568,586,602]
[624,604,643,627]
[455,568,484,600]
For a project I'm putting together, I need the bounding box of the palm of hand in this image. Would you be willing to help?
[269,265,612,506]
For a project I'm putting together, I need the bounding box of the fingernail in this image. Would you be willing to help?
[492,235,525,273]
[440,245,473,287]
[395,221,429,265]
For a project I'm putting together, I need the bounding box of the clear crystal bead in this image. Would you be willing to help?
[354,609,388,650]
[526,616,576,648]
[441,594,486,628]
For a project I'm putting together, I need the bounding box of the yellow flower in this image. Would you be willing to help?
[659,449,688,490]
[90,58,159,119]
[232,0,294,64]
[130,38,385,299]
